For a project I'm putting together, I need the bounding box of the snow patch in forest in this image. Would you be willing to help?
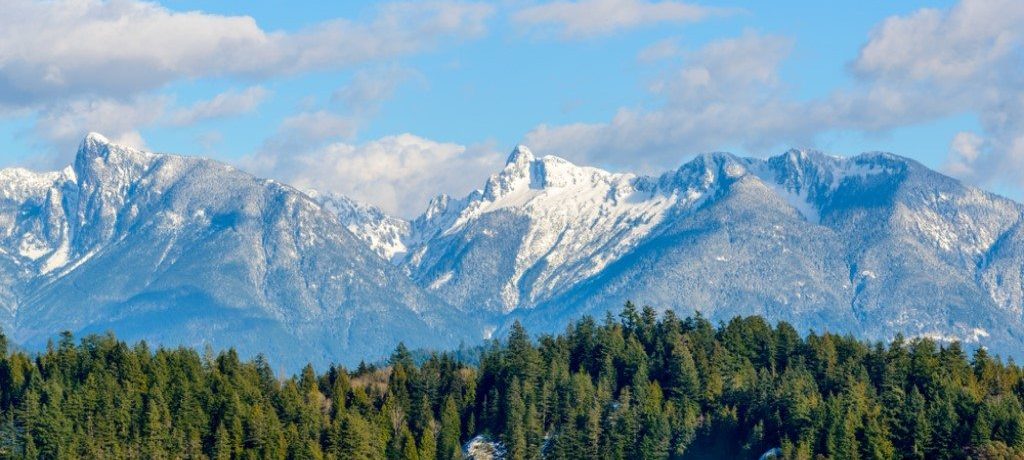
[465,435,506,460]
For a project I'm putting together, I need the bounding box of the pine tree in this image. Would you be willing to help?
[337,413,374,459]
[143,384,172,459]
[23,431,38,459]
[666,341,699,403]
[504,380,527,460]
[213,422,232,460]
[400,426,420,460]
[899,386,931,459]
[437,396,462,460]
[418,420,438,460]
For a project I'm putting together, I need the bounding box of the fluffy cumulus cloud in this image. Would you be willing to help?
[512,0,735,39]
[0,0,493,106]
[240,59,504,216]
[526,0,1024,189]
[234,58,495,216]
[851,1,1021,83]
[9,0,1024,207]
[331,66,423,115]
[169,86,269,126]
[242,134,502,217]
[848,0,1024,189]
[33,96,167,153]
[256,65,425,157]
[268,111,362,149]
[945,132,985,178]
[21,85,269,162]
[0,0,493,154]
[526,32,811,169]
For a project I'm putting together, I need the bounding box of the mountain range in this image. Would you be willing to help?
[1,133,1023,369]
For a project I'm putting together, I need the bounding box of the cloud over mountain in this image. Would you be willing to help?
[524,0,1024,198]
[243,133,502,217]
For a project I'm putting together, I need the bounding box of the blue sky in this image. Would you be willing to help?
[0,0,1019,216]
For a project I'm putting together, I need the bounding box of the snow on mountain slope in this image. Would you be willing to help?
[9,134,1024,365]
[314,191,410,261]
[500,149,1024,355]
[0,134,476,370]
[396,148,880,314]
[322,144,1024,358]
[401,146,697,312]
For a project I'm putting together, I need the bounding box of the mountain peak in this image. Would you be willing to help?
[779,148,843,164]
[506,145,535,165]
[671,152,748,182]
[484,147,541,200]
[8,134,1024,367]
[852,150,914,166]
[781,148,811,164]
[84,131,110,145]
[73,132,157,190]
[483,146,613,202]
[78,130,115,152]
[75,131,153,162]
[78,132,113,157]
[765,148,837,176]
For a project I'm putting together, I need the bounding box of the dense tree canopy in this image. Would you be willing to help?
[1,303,1023,459]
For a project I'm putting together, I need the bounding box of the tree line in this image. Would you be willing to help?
[1,302,1024,459]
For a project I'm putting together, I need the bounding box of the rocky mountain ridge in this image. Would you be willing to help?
[4,133,1024,367]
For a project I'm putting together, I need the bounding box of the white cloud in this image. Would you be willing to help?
[245,62,502,216]
[271,111,362,148]
[652,32,791,104]
[31,96,167,160]
[242,134,502,217]
[849,0,1024,189]
[512,0,735,39]
[331,66,423,114]
[526,0,1024,191]
[636,37,682,62]
[852,0,1022,83]
[25,87,268,159]
[525,32,808,169]
[169,86,269,126]
[945,131,984,179]
[0,0,494,161]
[245,62,431,179]
[0,0,493,106]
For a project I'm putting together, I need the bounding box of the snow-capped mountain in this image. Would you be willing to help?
[402,146,685,313]
[7,133,1024,366]
[0,133,473,370]
[338,146,1024,357]
[509,150,1024,354]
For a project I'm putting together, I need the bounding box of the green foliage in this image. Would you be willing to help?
[1,306,1023,459]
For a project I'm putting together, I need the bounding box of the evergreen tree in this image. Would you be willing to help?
[418,420,438,460]
[437,396,462,460]
[504,380,527,460]
[213,423,232,460]
[0,304,1023,459]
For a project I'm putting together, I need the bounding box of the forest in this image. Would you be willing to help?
[1,302,1024,459]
